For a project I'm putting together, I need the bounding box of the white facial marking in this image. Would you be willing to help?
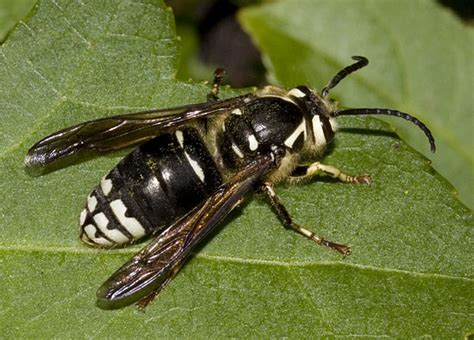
[93,212,129,244]
[80,209,87,226]
[184,152,205,182]
[248,134,258,151]
[100,176,112,196]
[284,119,307,148]
[222,123,226,132]
[175,130,184,148]
[288,88,306,98]
[232,108,243,115]
[83,224,113,246]
[329,117,337,132]
[110,199,146,239]
[231,143,244,158]
[312,115,327,147]
[87,194,98,212]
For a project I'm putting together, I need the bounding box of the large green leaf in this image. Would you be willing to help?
[0,0,36,42]
[240,0,474,210]
[0,0,472,338]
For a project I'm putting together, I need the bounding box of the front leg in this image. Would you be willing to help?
[201,68,226,132]
[289,161,372,184]
[206,68,226,102]
[260,182,351,256]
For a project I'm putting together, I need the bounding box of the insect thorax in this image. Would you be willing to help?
[216,86,337,181]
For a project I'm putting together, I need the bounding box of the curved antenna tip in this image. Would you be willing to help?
[335,108,436,153]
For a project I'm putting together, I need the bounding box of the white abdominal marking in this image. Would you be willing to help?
[100,176,112,196]
[82,224,112,246]
[175,130,184,148]
[231,143,244,158]
[110,199,146,239]
[184,152,205,182]
[93,212,129,244]
[80,209,87,226]
[248,134,258,151]
[174,130,205,182]
[87,194,98,212]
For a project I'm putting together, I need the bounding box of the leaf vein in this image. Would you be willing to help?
[1,244,470,282]
[26,59,61,96]
[52,0,91,47]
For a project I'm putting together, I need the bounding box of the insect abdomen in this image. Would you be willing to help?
[80,127,223,247]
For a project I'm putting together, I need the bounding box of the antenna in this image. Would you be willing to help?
[321,56,369,98]
[335,108,436,152]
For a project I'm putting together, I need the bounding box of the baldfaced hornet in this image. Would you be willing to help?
[25,56,436,310]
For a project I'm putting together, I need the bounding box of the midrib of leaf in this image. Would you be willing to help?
[198,255,473,282]
[2,244,471,283]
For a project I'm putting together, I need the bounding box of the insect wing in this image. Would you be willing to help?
[25,94,253,172]
[96,152,278,310]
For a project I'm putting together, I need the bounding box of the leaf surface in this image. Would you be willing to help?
[0,0,472,338]
[0,0,36,42]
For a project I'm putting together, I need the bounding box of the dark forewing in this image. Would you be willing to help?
[25,94,254,172]
[95,152,279,310]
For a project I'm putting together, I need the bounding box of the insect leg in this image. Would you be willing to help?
[289,162,372,184]
[260,182,351,255]
[207,68,226,102]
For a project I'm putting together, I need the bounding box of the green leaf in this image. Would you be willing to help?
[240,0,474,210]
[0,0,36,42]
[0,0,472,338]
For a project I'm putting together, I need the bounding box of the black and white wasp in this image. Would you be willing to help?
[25,56,436,309]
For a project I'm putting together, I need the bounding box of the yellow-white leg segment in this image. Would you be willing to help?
[289,162,372,184]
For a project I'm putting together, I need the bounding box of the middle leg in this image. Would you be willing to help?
[260,182,351,256]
